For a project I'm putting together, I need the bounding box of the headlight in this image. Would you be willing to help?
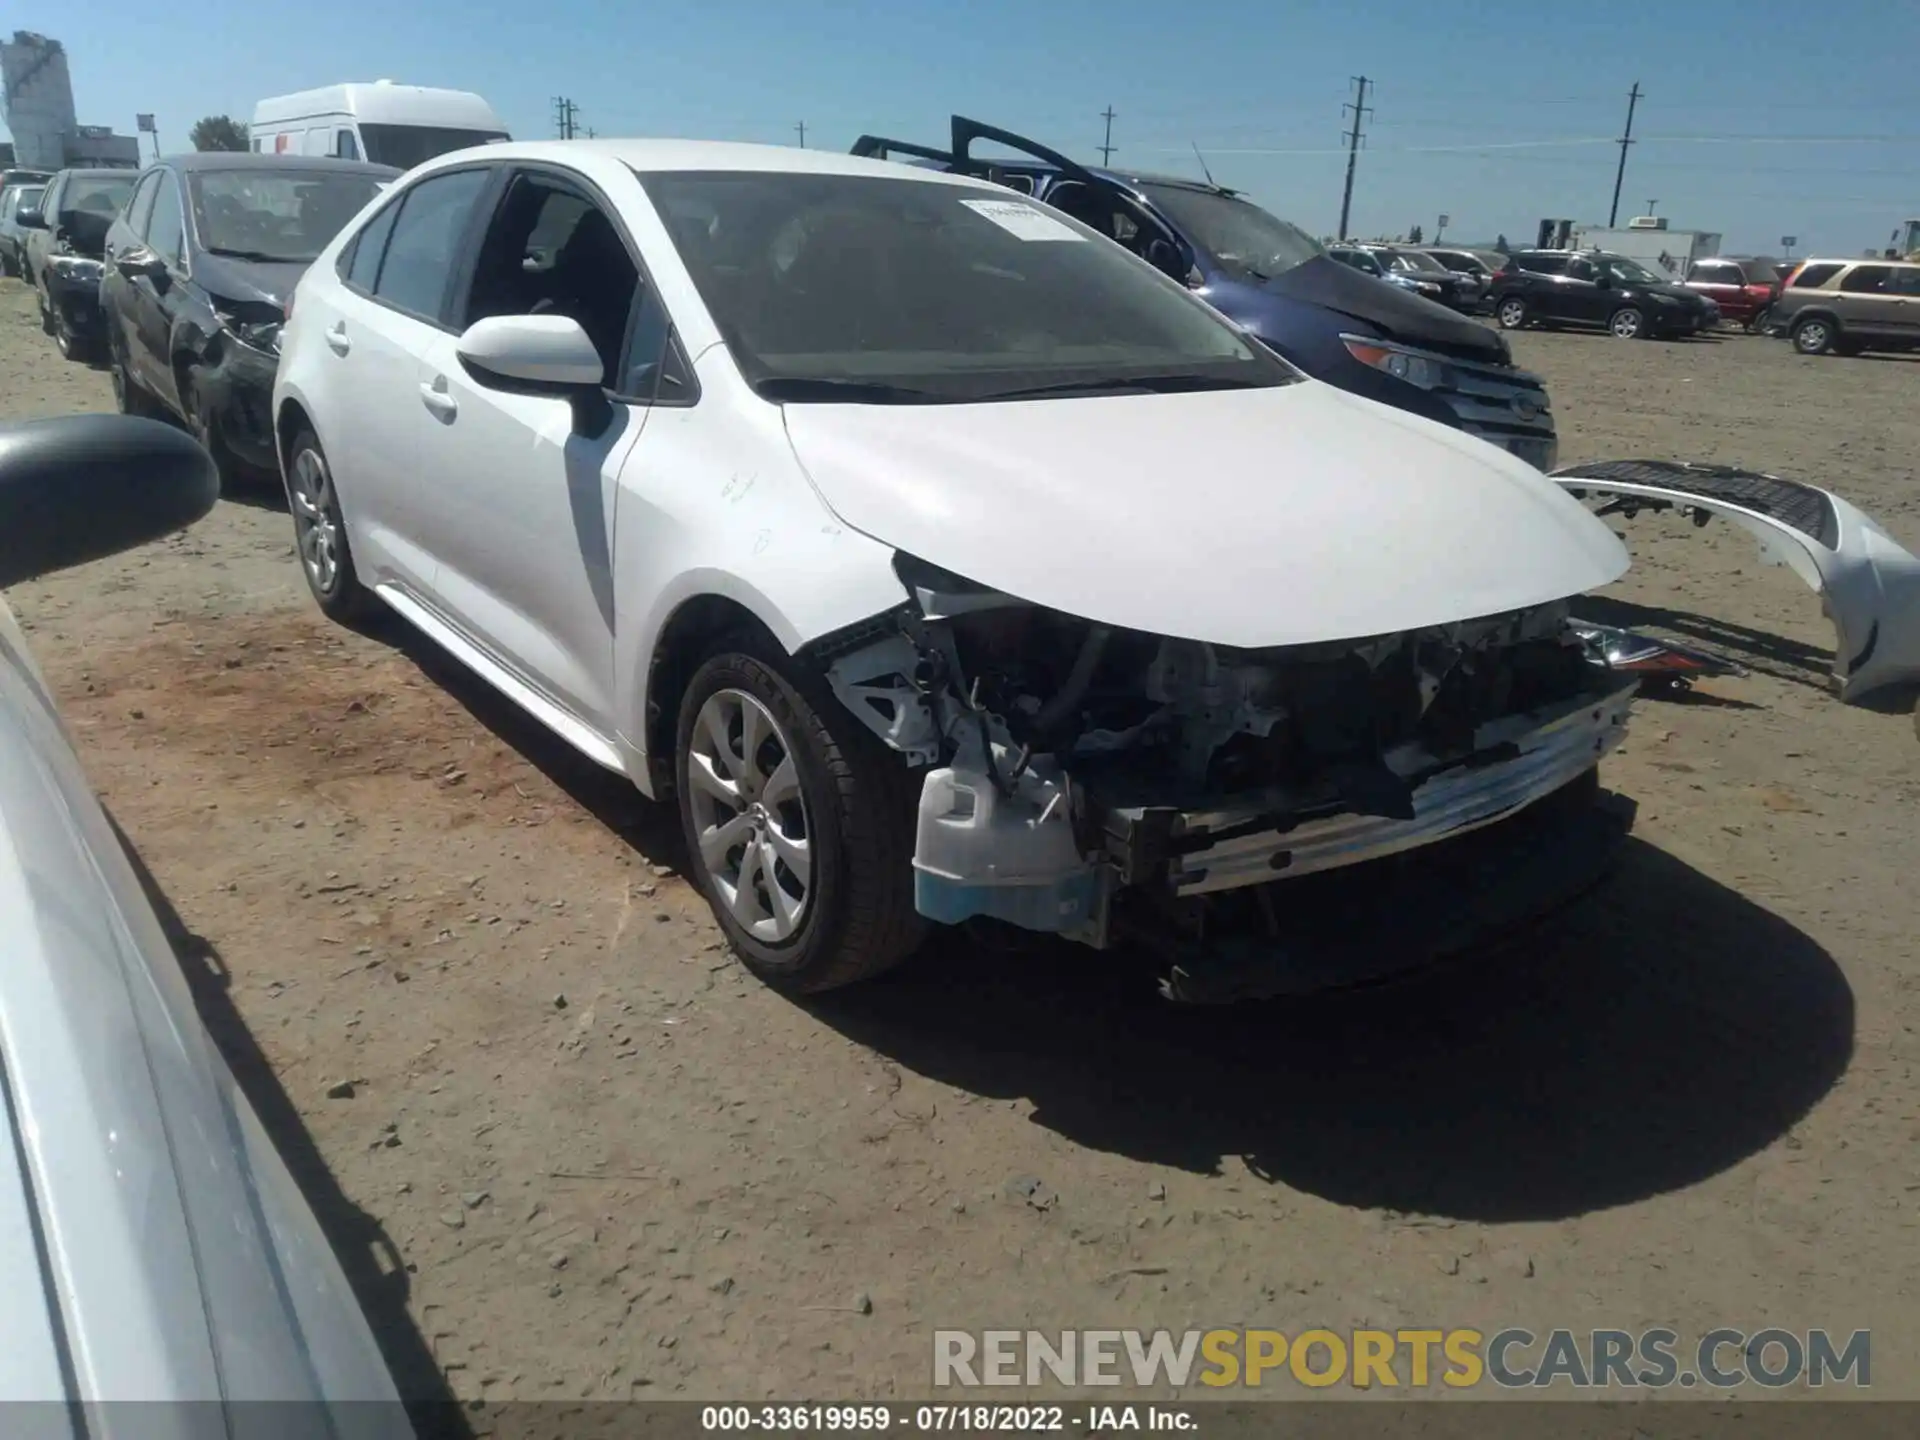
[49,254,103,279]
[1413,279,1441,293]
[1342,336,1450,390]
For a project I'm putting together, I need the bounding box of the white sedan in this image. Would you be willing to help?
[273,139,1637,1000]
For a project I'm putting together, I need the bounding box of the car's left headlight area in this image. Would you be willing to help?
[48,254,105,282]
[1342,336,1452,391]
[216,307,284,356]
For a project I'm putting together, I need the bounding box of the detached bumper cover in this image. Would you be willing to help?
[200,337,280,471]
[1554,459,1920,704]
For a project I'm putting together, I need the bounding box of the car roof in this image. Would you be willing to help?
[154,152,402,178]
[413,137,1004,184]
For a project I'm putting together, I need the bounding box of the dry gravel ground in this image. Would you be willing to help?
[4,275,1919,1413]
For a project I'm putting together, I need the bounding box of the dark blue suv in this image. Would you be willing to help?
[853,118,1557,470]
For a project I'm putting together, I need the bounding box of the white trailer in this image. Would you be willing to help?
[1570,218,1722,281]
[250,82,509,171]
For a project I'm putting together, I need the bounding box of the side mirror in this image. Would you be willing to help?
[455,314,612,435]
[116,246,167,281]
[15,207,46,230]
[0,416,219,588]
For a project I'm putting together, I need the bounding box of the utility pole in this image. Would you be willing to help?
[553,97,578,140]
[1098,107,1116,165]
[1337,76,1372,243]
[795,120,807,148]
[1607,81,1641,227]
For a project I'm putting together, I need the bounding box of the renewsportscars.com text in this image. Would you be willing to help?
[933,1327,1871,1390]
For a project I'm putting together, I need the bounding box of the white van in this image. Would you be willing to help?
[250,82,509,170]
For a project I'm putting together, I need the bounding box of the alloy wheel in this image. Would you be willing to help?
[1795,320,1830,354]
[1497,299,1526,328]
[287,445,342,594]
[685,688,813,943]
[1610,308,1644,339]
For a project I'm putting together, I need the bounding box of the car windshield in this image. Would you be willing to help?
[643,170,1295,403]
[1392,249,1449,274]
[189,169,387,263]
[1333,248,1381,275]
[7,185,44,216]
[1136,182,1322,282]
[1601,255,1665,285]
[65,175,135,217]
[358,124,508,170]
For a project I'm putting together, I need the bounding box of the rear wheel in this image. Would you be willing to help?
[1608,306,1647,340]
[1495,295,1529,329]
[1791,316,1834,355]
[284,425,377,623]
[675,637,924,995]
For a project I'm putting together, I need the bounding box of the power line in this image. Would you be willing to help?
[1337,76,1372,242]
[1608,81,1642,226]
[1099,107,1116,165]
[553,96,578,140]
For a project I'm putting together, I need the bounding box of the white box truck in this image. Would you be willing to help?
[250,82,509,170]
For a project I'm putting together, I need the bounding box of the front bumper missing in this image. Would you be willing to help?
[1091,676,1635,900]
[1554,459,1920,704]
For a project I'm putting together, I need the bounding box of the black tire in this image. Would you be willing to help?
[1791,315,1835,355]
[1494,295,1529,329]
[1607,305,1647,340]
[179,369,244,493]
[1745,306,1771,335]
[283,425,378,623]
[37,283,53,335]
[675,635,925,995]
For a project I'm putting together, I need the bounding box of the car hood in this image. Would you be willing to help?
[1265,255,1505,359]
[1637,282,1707,306]
[192,252,309,309]
[780,379,1628,649]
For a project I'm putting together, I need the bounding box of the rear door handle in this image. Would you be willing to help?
[325,322,350,356]
[419,377,458,420]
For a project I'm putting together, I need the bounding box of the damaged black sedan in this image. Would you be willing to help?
[99,152,397,489]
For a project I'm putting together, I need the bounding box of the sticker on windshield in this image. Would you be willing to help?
[959,198,1085,242]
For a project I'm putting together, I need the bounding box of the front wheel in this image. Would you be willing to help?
[675,639,924,995]
[284,425,378,623]
[1746,306,1771,335]
[1608,306,1647,340]
[180,371,244,492]
[1495,296,1529,329]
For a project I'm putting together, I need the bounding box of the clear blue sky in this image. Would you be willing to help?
[10,0,1917,256]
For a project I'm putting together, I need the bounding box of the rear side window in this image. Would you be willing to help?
[1887,268,1920,298]
[1519,254,1567,275]
[335,130,359,160]
[1839,265,1891,294]
[1790,262,1842,289]
[342,198,403,292]
[1688,260,1739,283]
[370,168,492,323]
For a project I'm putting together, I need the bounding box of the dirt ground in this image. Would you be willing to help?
[4,275,1919,1409]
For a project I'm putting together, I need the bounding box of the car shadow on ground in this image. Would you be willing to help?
[808,835,1853,1225]
[342,615,1853,1225]
[107,811,474,1438]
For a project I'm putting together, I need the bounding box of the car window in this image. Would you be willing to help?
[343,197,402,292]
[1839,265,1891,294]
[335,130,359,161]
[1519,254,1567,275]
[38,175,66,217]
[62,174,135,222]
[189,168,387,263]
[124,172,161,236]
[1137,183,1321,282]
[645,169,1291,404]
[1789,262,1842,289]
[1886,268,1920,298]
[1567,258,1597,281]
[146,176,185,265]
[359,125,510,170]
[372,167,492,323]
[459,170,641,386]
[1688,261,1738,284]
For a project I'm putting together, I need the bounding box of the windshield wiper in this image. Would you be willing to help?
[205,246,304,263]
[753,377,940,404]
[975,373,1268,401]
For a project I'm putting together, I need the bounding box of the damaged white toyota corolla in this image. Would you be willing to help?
[274,139,1638,1000]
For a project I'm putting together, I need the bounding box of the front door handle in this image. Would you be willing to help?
[419,377,458,421]
[325,322,350,356]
